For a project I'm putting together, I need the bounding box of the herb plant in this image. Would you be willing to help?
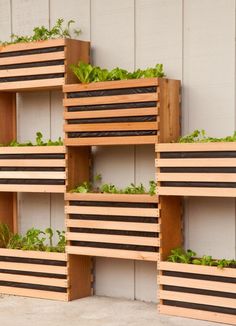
[167,248,236,269]
[179,129,236,143]
[1,18,81,46]
[70,61,165,84]
[0,132,63,147]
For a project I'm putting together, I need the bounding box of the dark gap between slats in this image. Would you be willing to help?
[160,167,236,173]
[68,130,157,138]
[0,256,66,266]
[0,179,65,185]
[163,285,236,299]
[67,86,157,98]
[0,167,64,172]
[0,60,64,70]
[67,115,157,124]
[163,270,236,282]
[70,214,158,224]
[69,227,158,238]
[0,269,66,279]
[69,201,157,208]
[0,73,64,83]
[0,281,66,293]
[160,151,236,159]
[67,101,157,112]
[163,300,236,316]
[71,241,159,252]
[162,181,236,188]
[0,153,64,159]
[0,46,64,58]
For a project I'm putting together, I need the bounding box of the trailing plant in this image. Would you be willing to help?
[0,223,66,253]
[70,61,165,84]
[0,18,81,46]
[179,129,236,143]
[0,132,63,147]
[167,248,236,269]
[71,174,157,195]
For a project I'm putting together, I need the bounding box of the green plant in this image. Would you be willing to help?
[0,223,12,248]
[149,180,157,196]
[179,129,236,143]
[1,18,81,46]
[167,248,196,264]
[70,62,165,84]
[71,181,92,193]
[0,132,63,147]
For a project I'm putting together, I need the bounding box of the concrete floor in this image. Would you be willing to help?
[0,295,228,326]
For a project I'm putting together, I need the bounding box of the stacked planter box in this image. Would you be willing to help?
[0,38,92,301]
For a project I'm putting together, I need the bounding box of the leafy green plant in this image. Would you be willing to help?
[0,132,63,147]
[1,18,81,46]
[179,129,236,143]
[70,62,165,84]
[0,223,12,248]
[167,248,196,264]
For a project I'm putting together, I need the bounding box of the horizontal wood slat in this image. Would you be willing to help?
[65,193,159,203]
[63,78,159,92]
[0,65,65,78]
[65,135,157,146]
[0,184,65,193]
[67,232,159,247]
[0,51,65,66]
[0,248,66,261]
[64,107,158,120]
[0,78,64,91]
[158,173,236,182]
[65,205,159,217]
[63,93,158,107]
[156,158,236,167]
[67,245,159,261]
[159,305,236,326]
[0,159,65,167]
[156,142,236,152]
[0,261,67,275]
[157,187,236,197]
[0,171,65,179]
[66,219,160,232]
[64,121,158,132]
[0,146,65,154]
[160,290,236,309]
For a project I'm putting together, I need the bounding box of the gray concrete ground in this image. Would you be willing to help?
[0,295,228,326]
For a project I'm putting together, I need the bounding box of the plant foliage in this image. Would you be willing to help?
[1,18,81,46]
[179,129,236,143]
[70,61,165,83]
[0,132,63,147]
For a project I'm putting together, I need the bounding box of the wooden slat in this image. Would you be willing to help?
[0,273,68,287]
[160,262,236,278]
[65,193,159,203]
[0,51,65,66]
[156,158,236,167]
[65,205,159,217]
[63,78,158,92]
[0,248,67,261]
[67,245,159,261]
[0,184,65,193]
[65,135,157,146]
[63,93,158,107]
[66,232,159,246]
[0,78,64,91]
[0,286,68,301]
[160,290,236,309]
[156,142,236,152]
[159,275,236,294]
[0,38,65,53]
[66,219,159,232]
[0,262,67,275]
[0,146,65,154]
[0,159,65,167]
[64,107,158,119]
[0,65,65,78]
[158,187,236,197]
[0,171,65,179]
[64,121,158,132]
[159,305,236,326]
[158,173,236,182]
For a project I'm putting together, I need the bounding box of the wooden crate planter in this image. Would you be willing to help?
[0,248,91,301]
[63,78,180,146]
[159,262,236,325]
[156,142,236,197]
[0,39,90,91]
[65,193,181,262]
[0,146,66,193]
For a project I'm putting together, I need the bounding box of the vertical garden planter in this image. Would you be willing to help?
[0,248,92,301]
[159,261,236,325]
[0,146,66,193]
[0,38,90,91]
[63,78,180,146]
[156,142,236,197]
[65,193,181,262]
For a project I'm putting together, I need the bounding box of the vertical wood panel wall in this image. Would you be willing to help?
[0,0,235,302]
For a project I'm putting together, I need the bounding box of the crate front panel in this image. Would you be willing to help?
[63,79,159,146]
[159,262,236,325]
[156,143,236,197]
[65,193,159,261]
[0,248,68,301]
[0,146,65,193]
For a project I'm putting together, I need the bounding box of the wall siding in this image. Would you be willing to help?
[0,0,235,303]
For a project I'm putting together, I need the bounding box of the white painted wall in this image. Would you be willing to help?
[0,0,236,302]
